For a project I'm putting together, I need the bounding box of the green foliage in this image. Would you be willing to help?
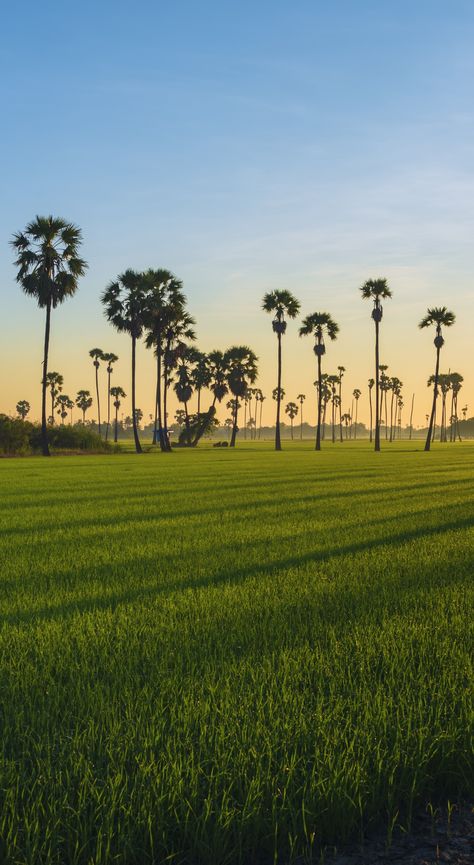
[0,414,33,455]
[0,443,472,863]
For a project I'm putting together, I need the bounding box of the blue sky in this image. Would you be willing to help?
[1,1,473,423]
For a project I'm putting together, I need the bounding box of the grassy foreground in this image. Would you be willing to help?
[0,442,472,865]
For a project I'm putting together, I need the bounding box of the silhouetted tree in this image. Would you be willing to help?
[76,389,93,424]
[360,278,392,452]
[262,290,300,451]
[419,306,455,452]
[300,313,339,450]
[16,400,30,420]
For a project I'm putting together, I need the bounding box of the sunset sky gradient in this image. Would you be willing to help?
[1,0,473,427]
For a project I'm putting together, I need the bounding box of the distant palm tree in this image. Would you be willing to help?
[110,386,126,442]
[367,379,375,442]
[360,278,392,452]
[337,366,345,442]
[162,309,196,450]
[102,352,118,440]
[419,307,455,452]
[352,389,361,438]
[102,270,147,454]
[262,290,300,451]
[16,400,30,420]
[300,313,339,450]
[173,347,197,444]
[75,389,93,424]
[11,216,86,455]
[56,393,72,425]
[225,346,258,447]
[257,391,266,439]
[89,348,104,436]
[342,412,351,439]
[45,372,64,425]
[208,350,229,407]
[285,402,298,439]
[297,393,306,440]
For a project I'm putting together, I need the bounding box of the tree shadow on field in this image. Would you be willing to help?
[1,510,473,629]
[1,473,473,541]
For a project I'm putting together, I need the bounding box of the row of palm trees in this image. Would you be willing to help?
[12,214,457,456]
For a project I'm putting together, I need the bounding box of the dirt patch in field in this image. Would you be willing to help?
[323,804,473,865]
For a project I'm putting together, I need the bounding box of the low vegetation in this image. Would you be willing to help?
[0,415,113,455]
[0,442,472,864]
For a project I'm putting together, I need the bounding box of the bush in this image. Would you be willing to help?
[0,416,114,456]
[0,415,33,455]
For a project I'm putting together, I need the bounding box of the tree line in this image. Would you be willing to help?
[11,215,461,456]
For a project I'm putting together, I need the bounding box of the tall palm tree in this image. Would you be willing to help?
[257,391,266,439]
[420,307,455,451]
[16,400,30,420]
[45,372,64,425]
[299,313,339,450]
[173,347,198,445]
[11,216,86,455]
[352,389,361,439]
[297,393,306,440]
[102,270,147,454]
[110,386,126,443]
[360,278,392,452]
[89,349,104,436]
[225,346,258,447]
[367,379,375,442]
[102,352,118,440]
[143,269,185,451]
[285,402,298,439]
[262,290,300,451]
[75,389,93,424]
[162,309,196,451]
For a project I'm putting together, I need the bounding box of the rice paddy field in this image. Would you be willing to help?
[0,441,473,865]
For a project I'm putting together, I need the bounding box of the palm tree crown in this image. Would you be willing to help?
[360,278,392,302]
[299,312,339,343]
[419,307,455,333]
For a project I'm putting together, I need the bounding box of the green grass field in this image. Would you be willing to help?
[0,442,472,865]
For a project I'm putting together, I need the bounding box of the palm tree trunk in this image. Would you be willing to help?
[230,400,239,447]
[95,364,101,437]
[355,401,358,439]
[184,402,191,445]
[374,319,381,452]
[162,354,172,451]
[316,355,322,451]
[105,370,111,440]
[50,389,55,427]
[300,404,303,440]
[153,354,159,445]
[275,333,282,451]
[424,345,441,452]
[369,388,373,443]
[114,405,119,443]
[338,380,343,442]
[131,335,142,454]
[389,391,394,442]
[259,401,263,439]
[409,394,414,440]
[41,301,52,456]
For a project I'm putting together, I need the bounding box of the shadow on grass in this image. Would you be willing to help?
[2,509,473,629]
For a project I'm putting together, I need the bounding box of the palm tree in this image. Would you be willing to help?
[419,307,455,452]
[89,349,104,436]
[11,216,86,456]
[143,269,185,451]
[45,372,64,424]
[110,386,126,442]
[297,393,306,440]
[225,346,258,447]
[352,389,361,439]
[192,351,211,417]
[299,313,339,450]
[360,278,392,452]
[285,402,298,439]
[337,366,345,442]
[262,290,300,451]
[367,379,375,442]
[75,389,93,424]
[257,391,266,439]
[102,270,147,454]
[378,365,389,439]
[102,352,118,440]
[173,347,197,445]
[56,393,72,425]
[16,400,30,420]
[162,309,196,450]
[342,412,351,439]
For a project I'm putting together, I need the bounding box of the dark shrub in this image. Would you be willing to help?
[0,415,33,455]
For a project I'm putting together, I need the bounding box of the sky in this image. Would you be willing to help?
[1,0,473,428]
